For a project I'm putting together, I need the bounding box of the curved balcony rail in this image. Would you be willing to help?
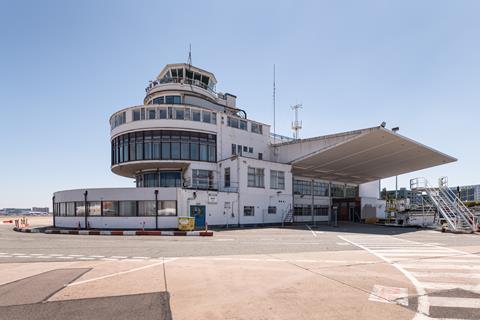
[145,77,215,94]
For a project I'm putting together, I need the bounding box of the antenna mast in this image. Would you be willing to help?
[291,103,303,140]
[273,64,276,144]
[187,44,192,66]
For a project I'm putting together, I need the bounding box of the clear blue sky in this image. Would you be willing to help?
[1,0,479,208]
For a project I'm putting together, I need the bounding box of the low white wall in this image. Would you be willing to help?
[55,216,178,229]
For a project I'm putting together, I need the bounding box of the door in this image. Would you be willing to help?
[190,205,206,228]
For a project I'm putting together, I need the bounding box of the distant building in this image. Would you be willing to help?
[31,207,49,213]
[1,208,31,215]
[385,184,480,203]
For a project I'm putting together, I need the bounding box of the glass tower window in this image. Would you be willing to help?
[112,130,216,165]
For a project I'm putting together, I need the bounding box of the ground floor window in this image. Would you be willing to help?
[293,205,311,216]
[191,169,214,189]
[54,200,177,217]
[243,206,255,216]
[268,206,277,214]
[314,205,329,216]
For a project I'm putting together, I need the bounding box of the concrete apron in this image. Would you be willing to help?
[0,249,417,320]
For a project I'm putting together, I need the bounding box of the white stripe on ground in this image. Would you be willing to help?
[89,255,105,258]
[68,258,177,286]
[338,235,430,318]
[305,224,317,237]
[132,256,150,259]
[420,282,480,292]
[0,255,12,258]
[111,256,127,259]
[400,264,480,270]
[411,271,480,279]
[428,296,480,308]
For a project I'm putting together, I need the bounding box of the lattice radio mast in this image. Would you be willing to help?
[291,103,303,140]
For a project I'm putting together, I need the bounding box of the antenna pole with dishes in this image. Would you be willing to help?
[291,103,303,140]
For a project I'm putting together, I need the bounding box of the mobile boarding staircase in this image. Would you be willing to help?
[410,177,478,233]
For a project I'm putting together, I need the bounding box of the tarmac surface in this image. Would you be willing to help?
[2,216,480,319]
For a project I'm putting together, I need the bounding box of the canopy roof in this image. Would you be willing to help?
[275,126,456,184]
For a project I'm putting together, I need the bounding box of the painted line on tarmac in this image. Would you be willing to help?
[305,224,317,237]
[338,235,430,319]
[68,258,177,286]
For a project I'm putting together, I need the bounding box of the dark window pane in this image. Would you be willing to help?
[190,143,199,160]
[171,142,180,159]
[159,108,167,119]
[200,144,208,161]
[161,142,170,160]
[181,143,190,160]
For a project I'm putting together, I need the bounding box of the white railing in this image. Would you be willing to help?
[410,177,477,232]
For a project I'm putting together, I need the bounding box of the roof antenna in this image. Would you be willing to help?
[291,103,303,140]
[273,64,276,144]
[187,43,192,67]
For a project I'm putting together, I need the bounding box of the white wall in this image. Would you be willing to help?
[359,180,380,198]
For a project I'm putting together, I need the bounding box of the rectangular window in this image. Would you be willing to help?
[175,108,184,120]
[88,201,101,216]
[159,108,167,119]
[243,146,248,152]
[211,112,217,124]
[161,142,170,160]
[248,167,264,188]
[102,201,118,216]
[244,206,255,216]
[268,206,277,214]
[258,153,263,160]
[224,167,231,188]
[192,110,201,121]
[148,108,156,120]
[75,202,85,216]
[248,147,253,153]
[202,111,211,123]
[133,109,141,121]
[314,205,329,216]
[165,95,181,104]
[171,142,180,160]
[66,202,75,216]
[192,169,214,189]
[190,143,199,160]
[228,117,239,128]
[138,201,156,216]
[314,182,329,196]
[119,201,137,217]
[181,142,190,160]
[270,170,285,190]
[251,122,263,134]
[239,120,247,130]
[331,184,345,197]
[231,144,236,155]
[158,200,177,216]
[237,145,242,156]
[152,96,164,104]
[294,179,312,195]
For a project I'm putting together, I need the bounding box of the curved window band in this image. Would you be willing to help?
[112,130,216,165]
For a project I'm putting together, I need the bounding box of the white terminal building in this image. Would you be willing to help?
[53,63,456,229]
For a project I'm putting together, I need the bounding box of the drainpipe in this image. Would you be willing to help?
[155,189,159,229]
[52,195,55,228]
[84,190,88,229]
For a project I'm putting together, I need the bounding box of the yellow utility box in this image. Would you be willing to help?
[178,217,195,231]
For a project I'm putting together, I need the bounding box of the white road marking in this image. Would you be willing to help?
[305,225,317,237]
[400,264,480,271]
[238,258,260,261]
[57,256,74,259]
[68,254,84,257]
[35,256,50,259]
[49,254,63,257]
[132,256,149,259]
[14,255,31,258]
[12,253,26,256]
[30,253,43,256]
[428,296,480,308]
[411,271,480,279]
[420,282,480,292]
[100,258,118,261]
[68,258,177,286]
[89,255,105,258]
[368,285,408,306]
[0,255,12,258]
[111,256,127,259]
[0,253,8,255]
[294,259,318,263]
[339,235,430,317]
[336,242,350,246]
[78,257,94,260]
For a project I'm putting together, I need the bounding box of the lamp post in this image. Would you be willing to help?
[155,189,159,230]
[52,195,55,228]
[83,190,88,229]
